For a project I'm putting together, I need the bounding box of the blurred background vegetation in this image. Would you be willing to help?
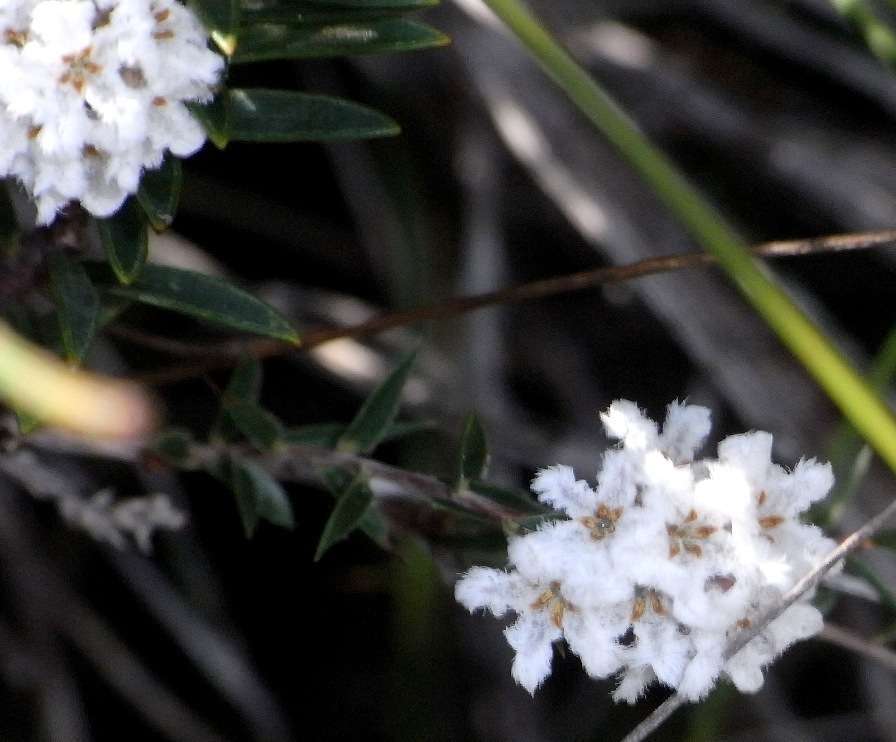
[6,0,896,740]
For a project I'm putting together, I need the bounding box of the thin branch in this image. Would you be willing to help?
[620,495,896,742]
[818,622,896,673]
[123,229,896,385]
[17,430,536,523]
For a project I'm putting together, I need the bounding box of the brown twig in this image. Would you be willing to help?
[619,495,896,742]
[121,229,896,385]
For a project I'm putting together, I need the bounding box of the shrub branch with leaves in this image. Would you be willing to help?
[1,0,896,741]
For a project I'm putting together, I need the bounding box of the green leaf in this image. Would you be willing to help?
[149,427,198,468]
[47,254,99,364]
[873,530,896,551]
[455,412,488,492]
[228,88,399,142]
[242,3,412,24]
[189,0,241,55]
[225,356,263,400]
[188,95,231,149]
[222,397,284,450]
[93,263,300,343]
[137,156,183,231]
[212,356,263,441]
[98,198,149,285]
[233,457,294,536]
[233,19,447,62]
[322,466,391,548]
[337,350,416,454]
[470,480,548,515]
[316,468,374,559]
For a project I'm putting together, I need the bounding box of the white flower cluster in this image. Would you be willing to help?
[456,401,836,701]
[0,0,223,224]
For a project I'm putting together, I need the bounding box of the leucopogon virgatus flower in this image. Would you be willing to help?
[456,400,837,702]
[0,0,223,224]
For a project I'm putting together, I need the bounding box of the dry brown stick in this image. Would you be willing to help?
[123,229,896,385]
[619,495,896,742]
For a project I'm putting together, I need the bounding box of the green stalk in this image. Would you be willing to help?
[832,0,896,67]
[814,324,896,525]
[482,0,896,472]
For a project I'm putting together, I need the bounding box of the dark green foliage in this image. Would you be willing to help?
[137,156,183,232]
[337,350,417,454]
[98,198,149,285]
[92,263,300,343]
[454,413,489,493]
[316,468,375,559]
[47,254,99,364]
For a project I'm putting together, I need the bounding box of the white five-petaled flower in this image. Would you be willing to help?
[0,0,223,223]
[455,400,836,702]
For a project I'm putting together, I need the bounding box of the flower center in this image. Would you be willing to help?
[59,46,102,94]
[531,581,573,628]
[630,588,667,621]
[667,509,716,558]
[580,503,623,541]
[3,28,27,47]
[756,491,784,529]
[151,4,175,40]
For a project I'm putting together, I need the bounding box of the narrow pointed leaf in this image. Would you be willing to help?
[212,357,263,442]
[242,3,412,24]
[225,356,263,400]
[233,479,260,536]
[188,95,231,149]
[98,198,148,284]
[233,19,447,62]
[150,427,198,468]
[357,507,391,549]
[228,88,399,142]
[222,397,284,450]
[235,458,295,533]
[322,466,391,548]
[94,263,300,343]
[189,0,241,55]
[337,350,416,454]
[315,468,374,560]
[455,412,488,492]
[48,254,100,364]
[137,156,183,231]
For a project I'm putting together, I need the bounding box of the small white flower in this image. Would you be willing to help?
[659,399,711,464]
[456,400,833,703]
[456,563,629,693]
[0,0,223,223]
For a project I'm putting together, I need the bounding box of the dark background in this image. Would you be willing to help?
[4,1,896,740]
